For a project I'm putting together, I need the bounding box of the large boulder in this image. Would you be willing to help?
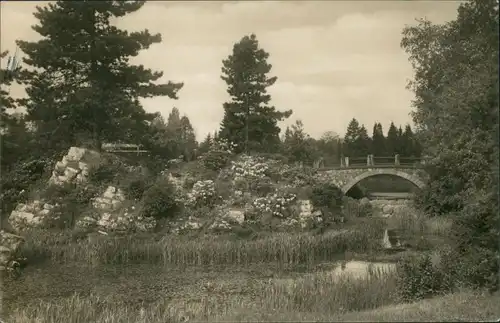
[76,185,156,233]
[0,231,25,270]
[9,200,57,231]
[49,147,101,186]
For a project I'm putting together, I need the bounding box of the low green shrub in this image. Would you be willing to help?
[395,252,454,303]
[249,177,274,197]
[140,177,179,219]
[1,157,54,215]
[342,197,372,218]
[309,183,343,223]
[118,169,154,201]
[202,150,232,171]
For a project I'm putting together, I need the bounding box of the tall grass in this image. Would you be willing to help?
[387,210,453,236]
[20,225,385,269]
[8,268,398,323]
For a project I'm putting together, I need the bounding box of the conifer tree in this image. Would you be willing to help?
[386,122,399,155]
[371,122,386,156]
[16,1,183,152]
[219,34,292,153]
[343,118,360,157]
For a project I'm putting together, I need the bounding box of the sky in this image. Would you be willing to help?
[1,1,461,141]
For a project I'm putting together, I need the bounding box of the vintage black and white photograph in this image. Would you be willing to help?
[0,0,499,322]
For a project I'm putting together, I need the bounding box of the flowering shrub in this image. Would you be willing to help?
[252,192,297,218]
[199,139,236,171]
[229,155,269,180]
[186,180,219,207]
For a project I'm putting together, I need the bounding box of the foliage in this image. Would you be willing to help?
[342,197,373,218]
[401,0,499,291]
[140,177,179,219]
[186,180,219,208]
[309,183,343,215]
[371,123,386,157]
[251,192,297,219]
[385,122,399,156]
[149,108,198,162]
[87,157,128,187]
[395,253,452,302]
[0,157,53,216]
[35,182,102,229]
[119,168,154,201]
[343,118,371,158]
[219,34,292,153]
[200,139,236,171]
[16,1,183,151]
[229,155,269,180]
[315,131,342,167]
[282,120,319,165]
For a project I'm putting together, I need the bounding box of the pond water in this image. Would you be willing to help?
[328,260,396,280]
[270,261,398,287]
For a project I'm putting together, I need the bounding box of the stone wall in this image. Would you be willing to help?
[314,167,428,193]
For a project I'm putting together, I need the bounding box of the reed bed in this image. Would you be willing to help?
[8,266,399,323]
[20,227,384,269]
[387,210,453,236]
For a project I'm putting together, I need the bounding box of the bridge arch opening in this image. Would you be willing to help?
[341,170,425,198]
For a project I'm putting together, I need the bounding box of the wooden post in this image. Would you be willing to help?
[370,154,374,166]
[366,155,370,166]
[345,156,350,167]
[340,156,345,168]
[395,154,400,166]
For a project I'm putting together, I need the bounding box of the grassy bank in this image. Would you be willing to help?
[6,263,498,323]
[6,264,398,322]
[214,290,500,322]
[4,212,464,322]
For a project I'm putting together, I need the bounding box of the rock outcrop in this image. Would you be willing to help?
[77,186,156,233]
[9,147,102,231]
[296,199,323,228]
[370,199,415,217]
[49,147,101,185]
[0,230,25,271]
[382,229,403,250]
[9,200,57,231]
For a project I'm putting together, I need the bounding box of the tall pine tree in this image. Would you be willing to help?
[16,1,183,152]
[179,115,197,161]
[386,122,399,155]
[343,118,360,157]
[219,34,292,153]
[356,124,371,156]
[371,122,386,156]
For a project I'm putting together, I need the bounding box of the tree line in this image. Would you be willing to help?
[0,2,422,172]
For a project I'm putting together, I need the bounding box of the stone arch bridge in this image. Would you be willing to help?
[315,166,429,194]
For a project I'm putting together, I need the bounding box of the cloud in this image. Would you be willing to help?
[1,1,461,141]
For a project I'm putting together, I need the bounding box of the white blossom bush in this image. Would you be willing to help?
[186,180,219,207]
[251,191,297,219]
[229,155,269,180]
[200,139,237,171]
[211,138,238,154]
